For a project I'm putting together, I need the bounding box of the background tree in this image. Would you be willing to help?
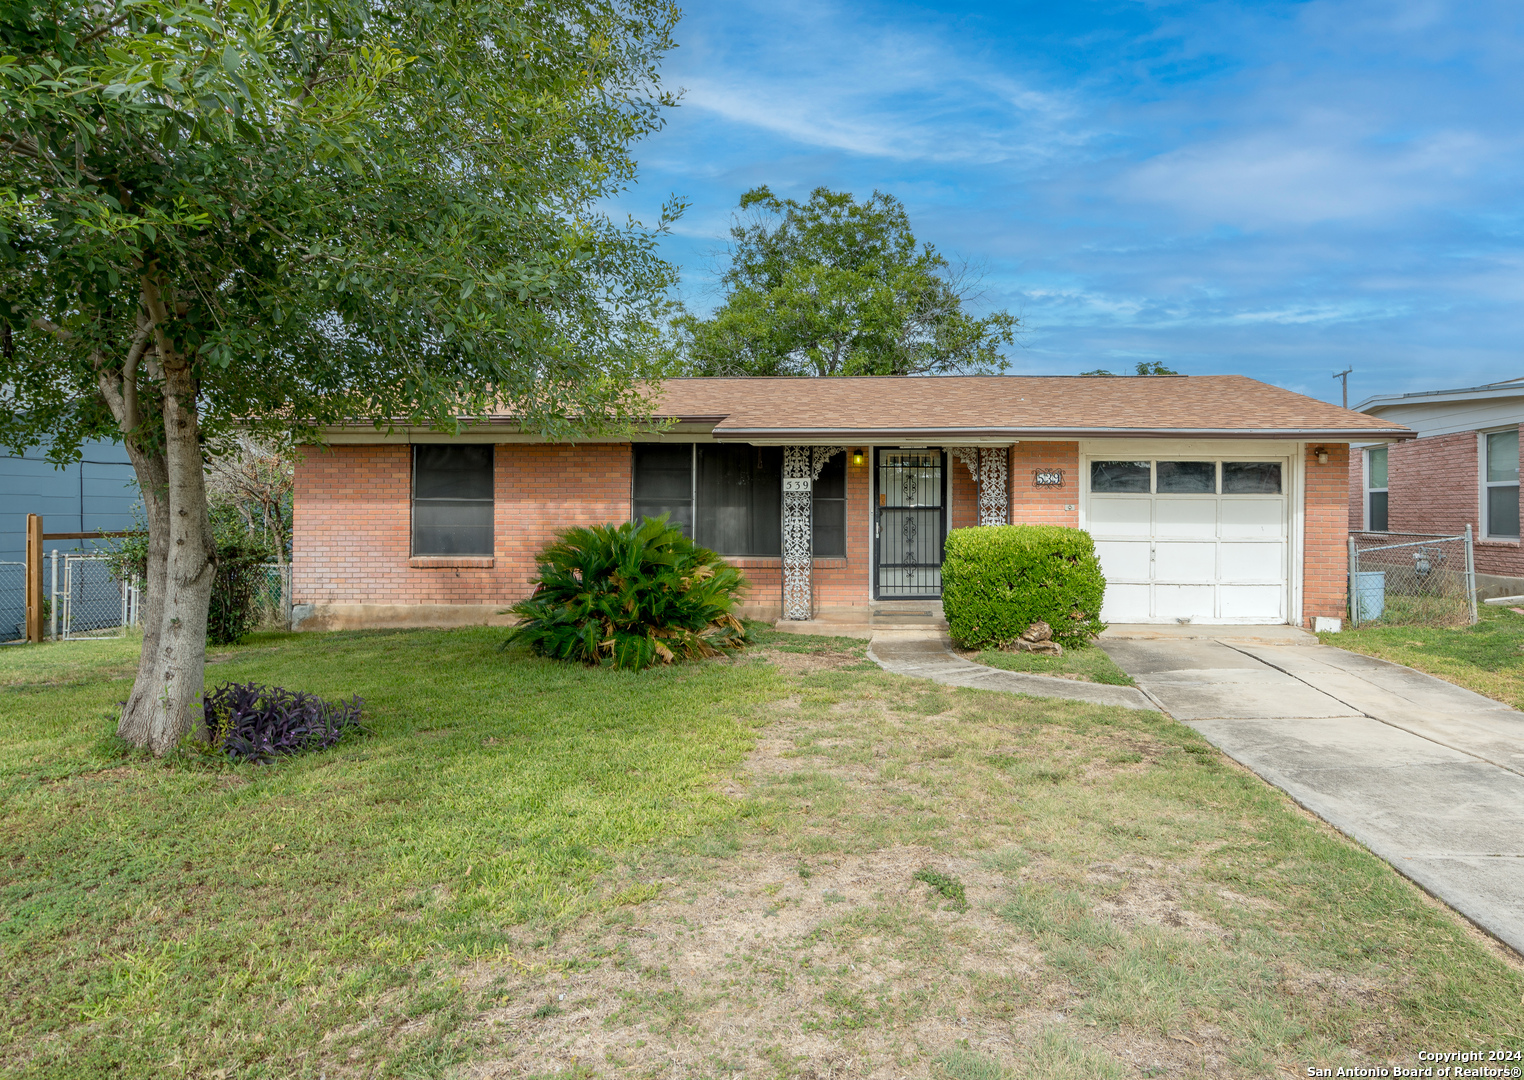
[671,186,1017,376]
[205,434,294,573]
[2,0,682,753]
[1079,362,1181,376]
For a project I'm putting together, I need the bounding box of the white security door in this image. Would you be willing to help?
[1088,458,1288,624]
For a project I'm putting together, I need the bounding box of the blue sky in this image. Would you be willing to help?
[615,0,1524,406]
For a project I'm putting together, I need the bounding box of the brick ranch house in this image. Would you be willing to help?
[1350,376,1524,599]
[291,375,1412,632]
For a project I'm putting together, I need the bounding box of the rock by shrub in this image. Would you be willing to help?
[506,516,750,671]
[942,525,1106,649]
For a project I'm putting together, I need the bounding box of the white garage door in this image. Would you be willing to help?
[1088,458,1289,625]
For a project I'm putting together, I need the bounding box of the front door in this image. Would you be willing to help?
[876,449,946,598]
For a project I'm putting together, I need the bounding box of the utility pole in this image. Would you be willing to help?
[1333,367,1353,409]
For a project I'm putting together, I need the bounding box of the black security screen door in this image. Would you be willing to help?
[876,450,946,598]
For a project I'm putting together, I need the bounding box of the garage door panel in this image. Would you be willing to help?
[1220,542,1284,583]
[1156,584,1215,620]
[1089,497,1151,536]
[1154,499,1218,537]
[1220,585,1284,620]
[1220,499,1284,538]
[1101,583,1151,623]
[1095,539,1151,580]
[1155,541,1216,582]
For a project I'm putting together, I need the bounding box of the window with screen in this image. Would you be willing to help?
[412,445,494,555]
[632,444,694,536]
[633,444,847,559]
[695,445,781,555]
[811,451,847,558]
[1365,447,1388,532]
[1485,430,1518,539]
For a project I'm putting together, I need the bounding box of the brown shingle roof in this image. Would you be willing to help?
[651,375,1414,441]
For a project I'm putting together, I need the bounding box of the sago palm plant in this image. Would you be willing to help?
[506,516,751,671]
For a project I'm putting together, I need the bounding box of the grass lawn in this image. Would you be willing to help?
[1,627,1520,1079]
[1319,603,1524,709]
[962,641,1136,686]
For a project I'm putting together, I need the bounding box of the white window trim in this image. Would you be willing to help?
[1479,427,1521,542]
[1364,446,1388,532]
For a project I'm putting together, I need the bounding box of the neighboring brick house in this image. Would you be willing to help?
[292,375,1411,632]
[1349,377,1524,598]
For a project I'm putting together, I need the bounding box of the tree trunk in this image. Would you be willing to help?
[117,436,170,745]
[133,354,217,754]
[91,333,173,749]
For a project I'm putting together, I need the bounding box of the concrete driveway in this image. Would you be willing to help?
[1099,632,1524,956]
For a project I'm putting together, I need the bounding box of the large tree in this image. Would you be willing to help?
[671,186,1018,377]
[2,0,682,753]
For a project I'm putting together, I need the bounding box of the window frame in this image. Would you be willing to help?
[631,443,849,560]
[410,444,495,557]
[1481,427,1520,541]
[1364,446,1389,533]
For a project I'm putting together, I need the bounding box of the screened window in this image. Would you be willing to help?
[696,445,782,556]
[1366,447,1388,532]
[1156,461,1215,494]
[412,445,493,556]
[1223,461,1282,494]
[632,444,849,558]
[1090,460,1151,493]
[1485,430,1519,539]
[632,444,694,536]
[811,451,847,558]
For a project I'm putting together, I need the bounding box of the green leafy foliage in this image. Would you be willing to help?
[1,0,685,460]
[207,545,269,646]
[942,525,1107,649]
[1079,361,1181,377]
[507,517,751,671]
[670,186,1017,377]
[912,868,968,911]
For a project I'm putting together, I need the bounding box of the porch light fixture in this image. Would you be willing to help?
[1314,446,1329,464]
[851,449,865,466]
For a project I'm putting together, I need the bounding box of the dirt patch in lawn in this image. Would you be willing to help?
[447,664,1513,1080]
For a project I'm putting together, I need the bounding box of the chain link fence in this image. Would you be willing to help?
[254,563,292,631]
[56,554,139,639]
[0,562,25,643]
[3,557,289,644]
[1348,529,1478,628]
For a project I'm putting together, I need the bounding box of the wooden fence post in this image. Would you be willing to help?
[24,514,42,643]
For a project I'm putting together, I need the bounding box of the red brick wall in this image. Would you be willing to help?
[1344,429,1524,578]
[293,442,876,613]
[1303,443,1350,626]
[293,443,632,606]
[945,445,1080,528]
[1012,442,1081,526]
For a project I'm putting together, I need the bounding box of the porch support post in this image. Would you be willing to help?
[950,447,1011,526]
[781,446,845,621]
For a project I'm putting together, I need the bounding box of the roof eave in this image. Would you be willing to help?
[710,426,1416,442]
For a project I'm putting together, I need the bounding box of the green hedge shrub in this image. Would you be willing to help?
[507,516,750,671]
[942,525,1106,649]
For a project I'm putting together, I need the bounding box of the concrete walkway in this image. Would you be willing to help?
[867,631,1156,711]
[1100,635,1524,955]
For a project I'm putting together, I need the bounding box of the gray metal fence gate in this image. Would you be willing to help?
[1347,527,1478,628]
[56,554,140,639]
